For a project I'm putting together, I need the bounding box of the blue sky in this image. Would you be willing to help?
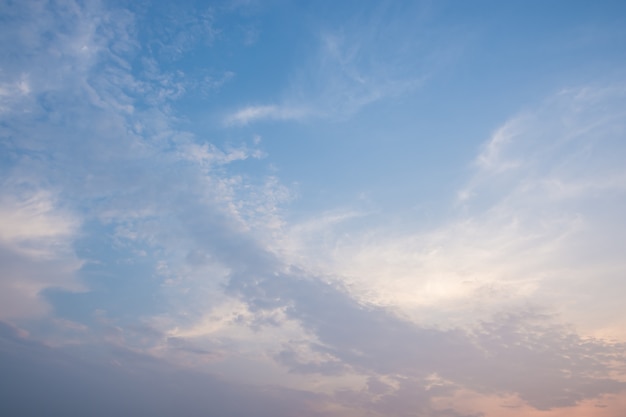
[2,1,626,416]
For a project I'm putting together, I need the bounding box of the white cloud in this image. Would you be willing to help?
[0,185,83,319]
[474,116,527,172]
[3,2,626,415]
[0,188,78,259]
[224,104,310,126]
[276,84,626,337]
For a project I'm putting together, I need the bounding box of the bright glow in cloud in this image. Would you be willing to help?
[290,85,626,337]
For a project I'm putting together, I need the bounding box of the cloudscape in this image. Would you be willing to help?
[2,1,626,416]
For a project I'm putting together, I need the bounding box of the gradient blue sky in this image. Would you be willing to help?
[2,1,626,416]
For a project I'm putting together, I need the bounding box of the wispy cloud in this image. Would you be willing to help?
[224,3,446,126]
[224,104,310,126]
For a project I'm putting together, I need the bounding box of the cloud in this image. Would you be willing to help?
[223,2,448,126]
[474,116,527,172]
[277,83,626,337]
[0,188,78,259]
[206,83,626,413]
[296,26,427,117]
[0,0,283,324]
[3,1,626,416]
[133,175,625,411]
[224,104,310,126]
[0,321,327,417]
[221,259,626,412]
[0,184,83,319]
[468,84,626,194]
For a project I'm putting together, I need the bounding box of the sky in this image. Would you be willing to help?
[1,0,626,416]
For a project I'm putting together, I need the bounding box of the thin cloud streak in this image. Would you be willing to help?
[224,104,311,126]
[223,3,437,126]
